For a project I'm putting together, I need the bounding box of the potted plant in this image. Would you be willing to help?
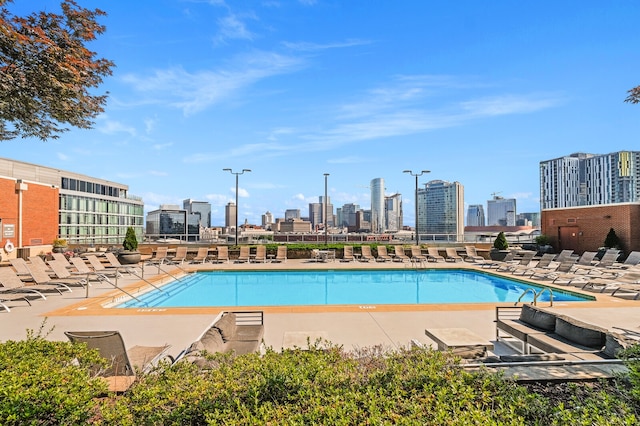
[118,227,141,264]
[52,238,68,253]
[490,232,510,261]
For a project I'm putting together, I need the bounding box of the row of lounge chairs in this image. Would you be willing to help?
[146,246,288,265]
[484,248,640,300]
[332,245,488,264]
[0,252,146,312]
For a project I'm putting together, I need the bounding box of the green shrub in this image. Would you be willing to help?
[493,232,509,250]
[122,226,138,251]
[0,325,108,425]
[604,228,623,250]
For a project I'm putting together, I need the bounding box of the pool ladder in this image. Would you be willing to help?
[516,287,554,307]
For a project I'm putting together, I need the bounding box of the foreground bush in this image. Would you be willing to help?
[1,334,639,425]
[0,326,107,425]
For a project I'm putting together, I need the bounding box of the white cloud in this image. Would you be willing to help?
[121,51,304,115]
[57,152,70,161]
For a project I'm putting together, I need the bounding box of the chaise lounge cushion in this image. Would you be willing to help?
[194,327,226,353]
[554,315,606,349]
[213,312,237,341]
[519,304,556,331]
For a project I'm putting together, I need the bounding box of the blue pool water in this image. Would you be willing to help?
[116,269,593,308]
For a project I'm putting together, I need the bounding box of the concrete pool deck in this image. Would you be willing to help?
[1,259,639,361]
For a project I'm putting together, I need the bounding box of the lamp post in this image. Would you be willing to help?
[324,173,329,246]
[403,170,430,245]
[223,168,251,245]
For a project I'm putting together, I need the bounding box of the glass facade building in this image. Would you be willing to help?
[0,157,144,245]
[417,180,464,241]
[370,178,385,233]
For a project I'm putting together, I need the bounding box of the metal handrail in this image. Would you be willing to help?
[516,288,537,305]
[534,287,554,307]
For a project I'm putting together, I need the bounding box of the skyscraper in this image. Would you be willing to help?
[417,180,464,241]
[540,151,640,209]
[467,204,485,226]
[319,195,334,227]
[284,209,301,220]
[370,177,385,233]
[384,193,402,231]
[487,196,516,226]
[225,202,237,228]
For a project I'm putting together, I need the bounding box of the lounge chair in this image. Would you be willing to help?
[86,255,121,279]
[574,251,598,267]
[580,269,640,297]
[480,251,517,269]
[553,250,575,263]
[215,246,229,264]
[190,247,211,264]
[235,246,250,263]
[51,252,74,269]
[103,252,138,275]
[495,251,535,271]
[65,330,173,392]
[0,267,43,309]
[273,246,287,263]
[445,248,464,262]
[341,246,355,262]
[463,246,484,263]
[253,245,267,263]
[46,260,89,288]
[410,246,427,264]
[392,246,410,262]
[360,246,375,262]
[511,253,556,277]
[22,261,74,293]
[170,246,188,265]
[375,245,393,262]
[177,311,264,367]
[426,247,445,263]
[609,251,640,269]
[573,249,621,275]
[146,247,169,266]
[0,264,63,297]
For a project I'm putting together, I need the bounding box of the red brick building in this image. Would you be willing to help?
[541,203,640,254]
[0,177,58,259]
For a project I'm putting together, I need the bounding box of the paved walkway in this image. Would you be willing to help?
[2,259,640,363]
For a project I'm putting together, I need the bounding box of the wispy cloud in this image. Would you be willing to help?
[57,152,70,161]
[121,51,304,115]
[282,39,370,52]
[327,156,370,164]
[152,142,173,150]
[459,94,563,116]
[97,118,137,136]
[214,12,257,44]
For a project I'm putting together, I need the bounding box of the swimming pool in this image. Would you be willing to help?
[116,269,593,308]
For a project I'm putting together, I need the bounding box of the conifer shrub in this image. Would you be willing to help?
[493,231,509,250]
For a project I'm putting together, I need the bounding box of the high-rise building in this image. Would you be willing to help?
[319,195,334,227]
[487,196,517,226]
[466,204,485,226]
[540,151,640,209]
[384,193,402,231]
[339,203,361,228]
[284,209,301,220]
[183,199,211,228]
[308,202,322,230]
[370,177,385,233]
[417,180,464,241]
[261,211,274,228]
[225,202,237,228]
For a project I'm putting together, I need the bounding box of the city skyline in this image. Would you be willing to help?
[2,2,639,227]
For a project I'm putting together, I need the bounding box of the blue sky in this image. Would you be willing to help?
[4,1,640,227]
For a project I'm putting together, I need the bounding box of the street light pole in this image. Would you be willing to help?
[324,173,329,246]
[403,170,430,245]
[223,168,251,245]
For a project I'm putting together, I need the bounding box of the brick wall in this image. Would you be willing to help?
[0,177,58,252]
[541,204,640,254]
